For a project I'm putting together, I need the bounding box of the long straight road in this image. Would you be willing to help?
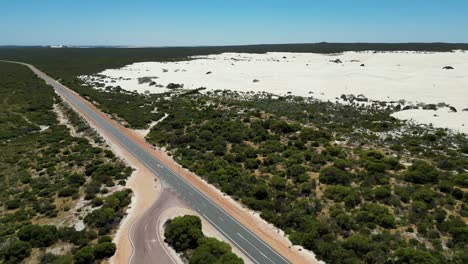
[9,61,291,264]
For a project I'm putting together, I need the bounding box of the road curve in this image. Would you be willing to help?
[6,61,291,264]
[129,189,185,264]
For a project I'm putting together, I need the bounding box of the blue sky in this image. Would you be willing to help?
[1,0,467,46]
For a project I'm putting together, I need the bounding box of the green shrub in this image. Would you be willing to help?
[17,225,58,247]
[164,215,203,252]
[404,160,439,184]
[1,240,32,264]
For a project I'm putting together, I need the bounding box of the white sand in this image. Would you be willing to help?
[392,108,468,133]
[80,50,468,133]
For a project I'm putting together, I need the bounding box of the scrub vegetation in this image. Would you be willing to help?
[0,62,132,263]
[145,90,467,264]
[164,215,244,264]
[1,45,467,263]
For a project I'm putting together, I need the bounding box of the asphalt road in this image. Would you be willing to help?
[13,62,290,264]
[129,189,185,264]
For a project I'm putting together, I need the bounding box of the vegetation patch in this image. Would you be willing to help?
[0,62,132,263]
[164,215,244,264]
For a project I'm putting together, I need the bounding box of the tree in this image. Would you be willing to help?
[74,246,95,264]
[17,225,58,247]
[5,199,21,210]
[343,234,373,255]
[164,215,203,252]
[355,203,396,228]
[57,227,88,246]
[324,185,352,201]
[217,252,244,264]
[94,242,116,259]
[453,173,468,187]
[189,248,217,264]
[190,237,239,264]
[319,166,351,185]
[404,160,439,184]
[392,248,438,264]
[252,184,269,200]
[2,240,32,264]
[84,207,116,228]
[197,237,231,258]
[68,173,85,186]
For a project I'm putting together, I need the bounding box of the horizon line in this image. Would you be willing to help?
[1,42,468,49]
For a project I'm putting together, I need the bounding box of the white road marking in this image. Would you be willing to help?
[238,233,275,264]
[202,214,261,264]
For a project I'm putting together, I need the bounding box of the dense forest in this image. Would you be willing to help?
[0,62,132,263]
[164,215,244,264]
[1,46,466,263]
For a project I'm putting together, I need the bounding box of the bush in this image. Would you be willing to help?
[355,203,396,228]
[216,252,244,264]
[164,215,243,263]
[404,160,439,184]
[94,242,116,259]
[98,235,112,243]
[189,237,238,264]
[164,215,203,252]
[2,240,32,264]
[324,185,353,201]
[5,199,21,210]
[319,166,351,185]
[74,246,95,264]
[453,173,468,187]
[342,234,373,255]
[392,247,438,264]
[84,207,116,228]
[17,224,58,247]
[57,227,88,246]
[58,186,78,197]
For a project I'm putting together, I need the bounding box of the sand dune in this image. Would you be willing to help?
[80,51,468,134]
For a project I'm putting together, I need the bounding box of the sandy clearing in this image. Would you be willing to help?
[80,51,468,134]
